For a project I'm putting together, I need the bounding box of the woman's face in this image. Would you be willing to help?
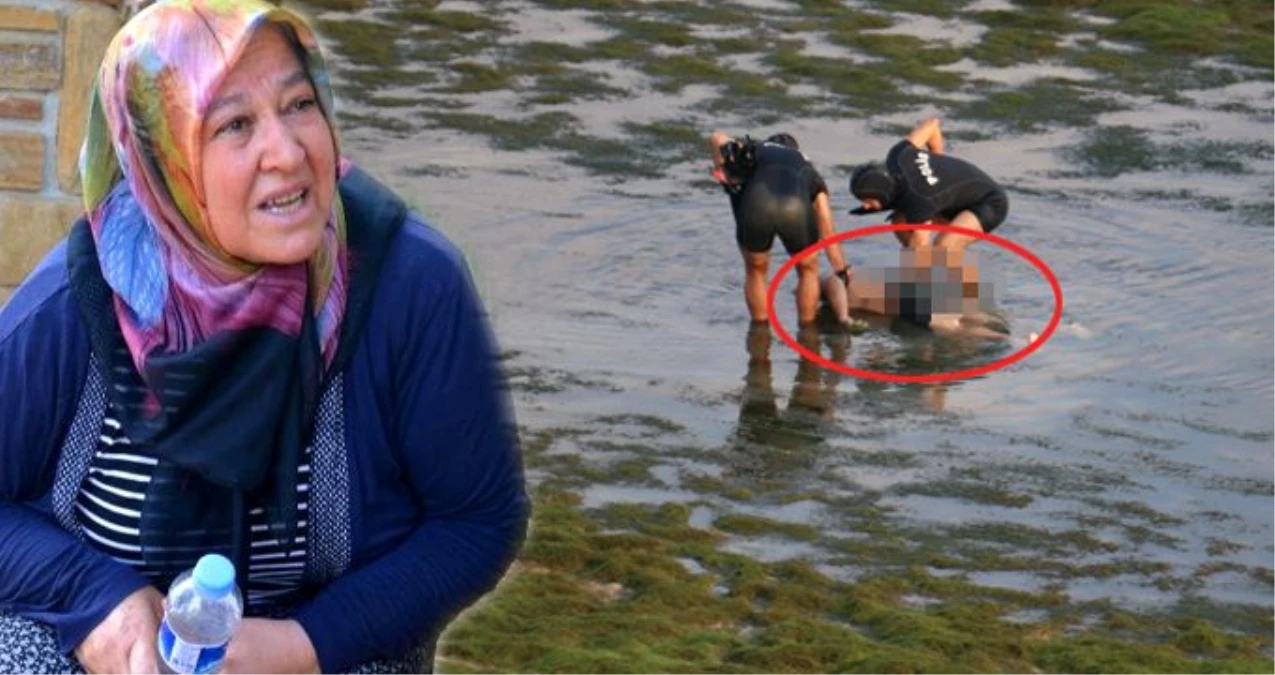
[200,26,335,265]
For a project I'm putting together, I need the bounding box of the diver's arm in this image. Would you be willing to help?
[708,130,734,185]
[813,192,849,274]
[709,130,733,151]
[905,117,944,155]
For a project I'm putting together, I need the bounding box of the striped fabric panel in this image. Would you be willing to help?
[75,409,311,609]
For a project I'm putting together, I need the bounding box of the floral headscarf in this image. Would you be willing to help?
[81,0,347,379]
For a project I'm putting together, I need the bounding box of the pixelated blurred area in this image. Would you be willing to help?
[858,249,995,317]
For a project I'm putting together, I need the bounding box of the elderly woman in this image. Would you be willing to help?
[0,1,528,673]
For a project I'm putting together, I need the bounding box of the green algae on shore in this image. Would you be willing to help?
[305,0,1271,183]
[1062,125,1274,178]
[435,485,1275,674]
[954,79,1125,133]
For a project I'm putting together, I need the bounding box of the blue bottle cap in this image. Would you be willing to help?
[193,554,236,599]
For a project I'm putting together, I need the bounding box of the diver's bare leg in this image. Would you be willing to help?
[795,254,820,326]
[741,247,770,322]
[933,210,984,252]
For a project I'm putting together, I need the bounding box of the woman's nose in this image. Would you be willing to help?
[258,116,305,172]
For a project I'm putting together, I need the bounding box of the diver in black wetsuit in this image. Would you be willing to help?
[848,117,1008,255]
[710,130,852,326]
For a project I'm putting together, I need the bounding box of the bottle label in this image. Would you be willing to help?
[158,619,228,674]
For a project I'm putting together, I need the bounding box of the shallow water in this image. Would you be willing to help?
[305,0,1273,616]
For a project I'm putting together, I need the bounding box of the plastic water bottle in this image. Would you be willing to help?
[157,554,243,674]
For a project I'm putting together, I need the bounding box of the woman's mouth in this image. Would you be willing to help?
[260,188,308,214]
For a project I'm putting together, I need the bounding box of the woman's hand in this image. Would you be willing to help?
[221,618,319,674]
[75,586,164,674]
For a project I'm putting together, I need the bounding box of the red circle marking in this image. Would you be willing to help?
[765,223,1063,384]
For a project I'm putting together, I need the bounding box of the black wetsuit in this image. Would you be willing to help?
[728,142,829,254]
[885,140,1008,232]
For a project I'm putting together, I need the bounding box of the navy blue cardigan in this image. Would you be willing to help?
[0,198,529,670]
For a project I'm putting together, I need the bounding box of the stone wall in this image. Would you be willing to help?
[0,0,121,306]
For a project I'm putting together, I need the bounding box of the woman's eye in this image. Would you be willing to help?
[215,116,250,137]
[290,97,317,113]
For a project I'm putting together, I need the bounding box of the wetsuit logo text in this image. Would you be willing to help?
[915,151,939,186]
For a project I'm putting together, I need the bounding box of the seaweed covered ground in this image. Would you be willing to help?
[304,0,1270,218]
